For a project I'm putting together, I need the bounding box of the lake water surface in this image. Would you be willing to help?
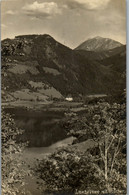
[4,107,69,147]
[4,106,76,195]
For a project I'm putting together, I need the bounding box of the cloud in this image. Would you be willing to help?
[6,10,16,15]
[1,24,7,29]
[65,0,111,10]
[22,1,61,18]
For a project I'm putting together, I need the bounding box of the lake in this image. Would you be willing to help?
[4,107,69,147]
[4,106,77,195]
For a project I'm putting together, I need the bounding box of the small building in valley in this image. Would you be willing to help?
[65,95,73,101]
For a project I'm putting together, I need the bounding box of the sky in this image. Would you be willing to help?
[1,0,126,49]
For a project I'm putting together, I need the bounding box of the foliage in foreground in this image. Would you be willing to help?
[2,110,31,195]
[35,102,126,194]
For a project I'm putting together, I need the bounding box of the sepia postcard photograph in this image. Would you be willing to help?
[1,0,127,194]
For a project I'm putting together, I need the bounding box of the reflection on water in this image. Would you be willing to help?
[4,107,75,195]
[4,107,68,147]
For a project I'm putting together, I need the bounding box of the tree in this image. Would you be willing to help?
[2,110,31,195]
[87,102,126,193]
[66,102,126,193]
[35,102,126,194]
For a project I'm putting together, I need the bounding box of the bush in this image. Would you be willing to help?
[2,110,31,195]
[35,147,100,194]
[35,102,126,194]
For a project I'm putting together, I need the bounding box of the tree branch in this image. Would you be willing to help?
[107,136,115,151]
[110,137,121,173]
[99,143,105,162]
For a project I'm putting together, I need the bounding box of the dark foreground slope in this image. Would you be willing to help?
[1,34,125,102]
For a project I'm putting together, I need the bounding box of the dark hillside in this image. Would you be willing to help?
[1,34,126,102]
[75,45,126,61]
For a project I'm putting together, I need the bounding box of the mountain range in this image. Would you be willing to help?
[1,35,126,102]
[75,36,123,51]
